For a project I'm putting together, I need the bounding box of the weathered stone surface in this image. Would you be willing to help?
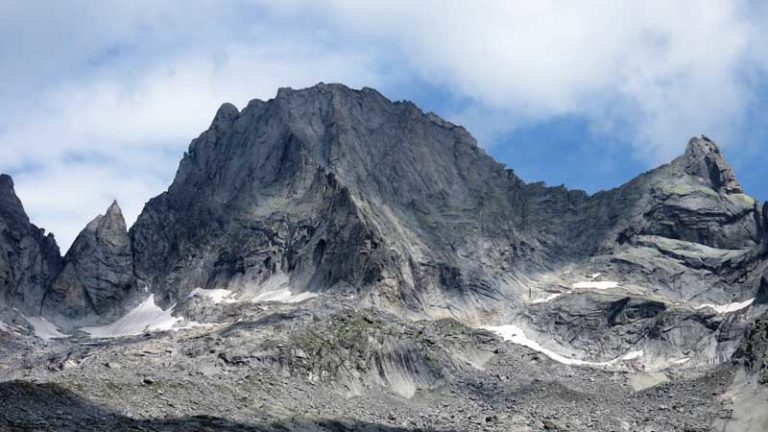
[130,84,538,315]
[0,174,61,314]
[43,201,135,324]
[127,84,764,319]
[2,84,768,431]
[682,135,743,194]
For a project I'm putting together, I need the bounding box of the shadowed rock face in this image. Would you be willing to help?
[756,274,768,305]
[0,381,427,432]
[42,201,135,324]
[0,174,61,314]
[734,314,768,384]
[762,202,768,250]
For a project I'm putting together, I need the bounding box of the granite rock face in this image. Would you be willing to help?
[127,85,765,321]
[1,83,765,327]
[0,174,61,314]
[131,85,536,317]
[42,201,135,325]
[681,135,744,194]
[3,84,768,431]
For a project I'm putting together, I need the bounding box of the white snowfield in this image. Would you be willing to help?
[23,316,70,340]
[253,288,319,304]
[82,295,204,338]
[572,280,620,290]
[189,288,237,304]
[481,324,643,367]
[695,298,754,314]
[530,293,562,304]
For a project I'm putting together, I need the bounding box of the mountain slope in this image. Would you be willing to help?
[131,85,539,319]
[0,175,61,315]
[42,201,136,325]
[129,84,763,325]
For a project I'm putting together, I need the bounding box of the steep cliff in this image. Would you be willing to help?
[130,84,763,320]
[42,202,135,325]
[0,174,61,315]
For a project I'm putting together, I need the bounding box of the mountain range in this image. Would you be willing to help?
[1,83,767,431]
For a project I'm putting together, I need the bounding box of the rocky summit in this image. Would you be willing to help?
[1,83,767,432]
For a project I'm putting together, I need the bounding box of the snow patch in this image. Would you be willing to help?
[24,316,70,340]
[248,273,319,304]
[531,293,562,304]
[672,357,690,365]
[572,281,619,290]
[189,288,237,304]
[695,298,754,314]
[590,273,602,280]
[481,324,643,367]
[82,295,204,338]
[253,288,319,304]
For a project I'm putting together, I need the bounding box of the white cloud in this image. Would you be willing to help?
[1,8,385,249]
[1,0,767,249]
[299,0,765,162]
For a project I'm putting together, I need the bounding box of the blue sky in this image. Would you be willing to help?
[1,1,767,250]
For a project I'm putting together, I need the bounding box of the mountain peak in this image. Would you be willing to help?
[44,199,134,321]
[0,173,14,190]
[681,135,743,194]
[210,102,240,130]
[684,135,720,158]
[105,200,124,219]
[0,174,30,226]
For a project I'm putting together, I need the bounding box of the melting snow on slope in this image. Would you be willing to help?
[572,281,619,290]
[250,273,319,304]
[82,295,203,338]
[695,298,754,314]
[253,288,319,304]
[24,316,70,340]
[481,324,643,367]
[189,288,237,304]
[531,293,562,304]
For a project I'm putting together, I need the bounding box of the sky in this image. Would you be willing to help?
[1,0,767,251]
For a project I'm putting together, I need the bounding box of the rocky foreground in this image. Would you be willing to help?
[2,293,765,432]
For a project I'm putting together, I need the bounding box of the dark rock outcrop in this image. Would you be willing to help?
[762,201,768,250]
[756,274,768,305]
[733,314,768,384]
[0,174,61,314]
[43,201,135,324]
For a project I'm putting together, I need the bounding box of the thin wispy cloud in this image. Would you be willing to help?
[1,1,766,250]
